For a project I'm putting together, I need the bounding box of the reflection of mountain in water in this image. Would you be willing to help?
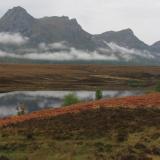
[0,93,62,117]
[0,90,143,117]
[103,91,141,98]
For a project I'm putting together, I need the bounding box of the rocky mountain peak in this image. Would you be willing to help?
[0,6,35,36]
[118,28,134,35]
[6,6,27,14]
[1,6,34,21]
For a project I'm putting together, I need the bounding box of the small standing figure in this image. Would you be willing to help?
[16,103,28,115]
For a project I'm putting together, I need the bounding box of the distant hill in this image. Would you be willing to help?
[0,6,159,64]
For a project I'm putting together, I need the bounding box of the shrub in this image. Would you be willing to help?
[63,93,80,106]
[95,89,103,100]
[155,82,160,92]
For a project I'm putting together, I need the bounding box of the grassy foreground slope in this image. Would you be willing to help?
[0,94,160,160]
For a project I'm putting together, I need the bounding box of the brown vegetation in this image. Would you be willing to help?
[0,64,160,91]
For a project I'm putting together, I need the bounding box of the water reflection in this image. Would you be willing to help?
[0,90,143,117]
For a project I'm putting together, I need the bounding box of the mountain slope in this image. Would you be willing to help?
[151,41,160,52]
[36,16,95,50]
[95,29,149,50]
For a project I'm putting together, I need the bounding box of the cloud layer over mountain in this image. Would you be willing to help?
[0,32,29,45]
[0,40,157,63]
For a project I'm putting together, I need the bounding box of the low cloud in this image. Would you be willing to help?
[0,41,156,62]
[38,41,69,51]
[0,47,118,61]
[0,32,29,45]
[25,48,118,61]
[107,42,155,61]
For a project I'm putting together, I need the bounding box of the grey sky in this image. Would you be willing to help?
[0,0,159,45]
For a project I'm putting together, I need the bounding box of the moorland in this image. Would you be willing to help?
[0,64,160,92]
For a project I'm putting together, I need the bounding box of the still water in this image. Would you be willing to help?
[0,90,143,117]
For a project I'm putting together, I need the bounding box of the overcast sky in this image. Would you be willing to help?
[0,0,159,45]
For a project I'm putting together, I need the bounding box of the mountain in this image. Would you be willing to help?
[0,6,159,65]
[95,29,149,50]
[151,41,160,52]
[0,7,35,37]
[0,6,96,50]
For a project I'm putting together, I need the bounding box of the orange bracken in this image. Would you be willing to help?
[0,93,160,127]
